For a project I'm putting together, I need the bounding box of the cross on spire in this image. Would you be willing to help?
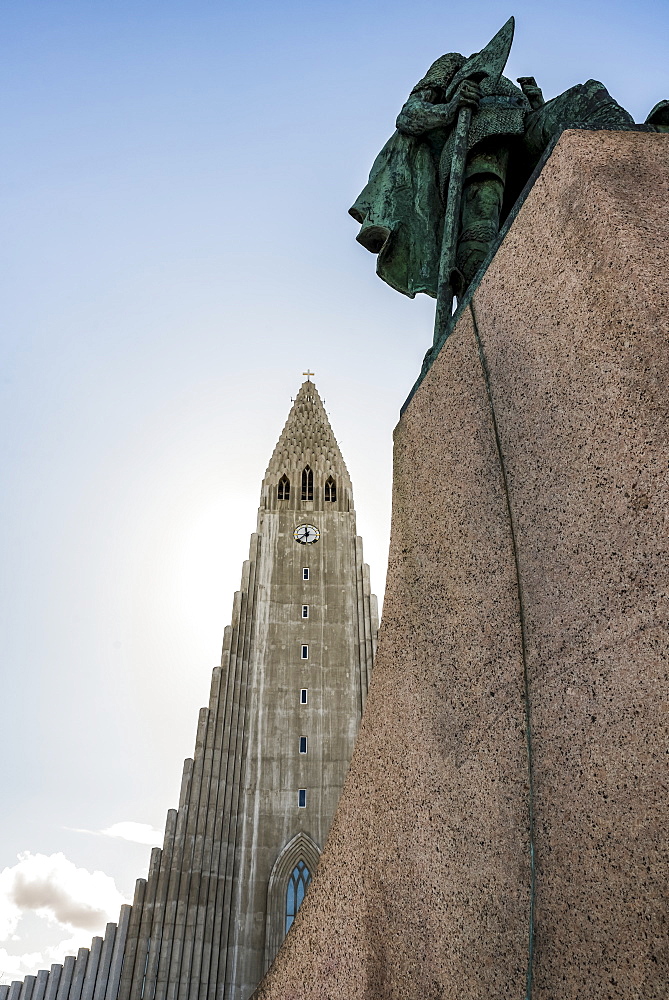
[303,370,314,381]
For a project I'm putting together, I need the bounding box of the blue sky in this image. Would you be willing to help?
[1,0,668,978]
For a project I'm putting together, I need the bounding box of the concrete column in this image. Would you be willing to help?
[370,593,379,642]
[0,985,10,1000]
[32,970,50,1000]
[215,539,261,999]
[166,710,210,1000]
[154,761,193,1000]
[219,624,231,672]
[7,982,22,1000]
[43,966,62,1000]
[68,949,89,1000]
[105,904,131,1000]
[80,937,102,1000]
[18,977,35,1000]
[198,584,248,1000]
[55,956,75,1000]
[123,848,159,997]
[179,668,222,1000]
[211,551,257,1000]
[362,562,375,693]
[117,879,146,1000]
[92,924,116,1000]
[137,809,178,1000]
[357,541,374,699]
[351,537,366,716]
[174,705,216,1000]
[189,668,225,1000]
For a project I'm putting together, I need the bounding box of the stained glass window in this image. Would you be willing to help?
[285,861,311,933]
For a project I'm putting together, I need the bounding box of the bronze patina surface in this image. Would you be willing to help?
[349,19,664,355]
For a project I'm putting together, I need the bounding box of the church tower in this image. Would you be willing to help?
[109,378,378,1000]
[0,380,377,1000]
[0,379,378,1000]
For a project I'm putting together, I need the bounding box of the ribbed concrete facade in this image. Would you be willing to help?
[4,380,377,1000]
[0,911,132,1000]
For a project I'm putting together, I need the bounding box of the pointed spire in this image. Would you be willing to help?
[261,380,353,511]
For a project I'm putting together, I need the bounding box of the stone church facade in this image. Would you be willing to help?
[1,380,377,1000]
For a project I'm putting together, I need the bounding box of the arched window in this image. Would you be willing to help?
[285,861,311,934]
[264,832,320,970]
[324,476,337,502]
[277,474,290,501]
[301,466,313,501]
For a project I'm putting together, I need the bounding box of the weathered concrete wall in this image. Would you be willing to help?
[254,130,669,999]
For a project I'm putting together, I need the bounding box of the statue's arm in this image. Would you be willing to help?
[396,91,456,136]
[396,81,480,136]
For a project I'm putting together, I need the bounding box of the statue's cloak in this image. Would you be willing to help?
[349,81,528,300]
[348,131,442,300]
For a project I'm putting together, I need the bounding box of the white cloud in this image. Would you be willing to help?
[69,821,163,847]
[0,853,130,984]
[0,946,45,985]
[99,823,163,846]
[0,882,21,943]
[0,853,128,936]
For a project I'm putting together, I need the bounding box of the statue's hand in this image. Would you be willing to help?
[452,79,481,112]
[517,76,545,110]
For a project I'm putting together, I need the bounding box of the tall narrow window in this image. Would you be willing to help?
[300,689,308,704]
[301,466,313,501]
[302,568,309,581]
[302,605,309,619]
[285,860,311,933]
[324,476,337,502]
[299,736,307,754]
[301,644,309,659]
[298,789,306,808]
[277,475,290,501]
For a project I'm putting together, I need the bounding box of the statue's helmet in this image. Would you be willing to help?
[411,52,466,94]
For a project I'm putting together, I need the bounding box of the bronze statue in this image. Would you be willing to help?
[350,17,660,346]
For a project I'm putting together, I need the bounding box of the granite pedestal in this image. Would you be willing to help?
[255,129,669,1000]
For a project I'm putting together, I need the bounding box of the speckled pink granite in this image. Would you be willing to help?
[254,130,669,999]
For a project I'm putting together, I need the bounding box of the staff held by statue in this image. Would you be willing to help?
[433,17,515,343]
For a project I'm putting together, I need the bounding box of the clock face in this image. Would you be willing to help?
[294,524,320,545]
